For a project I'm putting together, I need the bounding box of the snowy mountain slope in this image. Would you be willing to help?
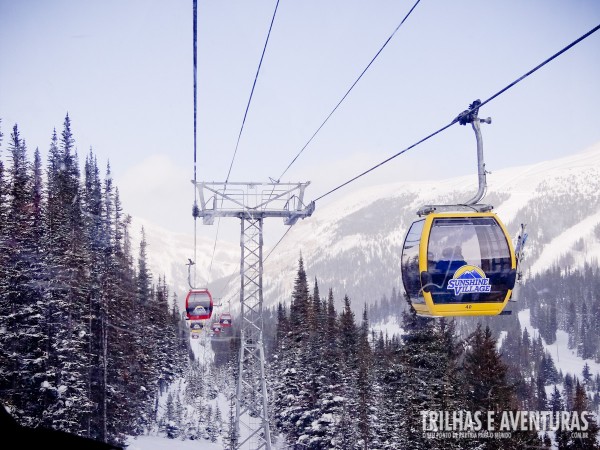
[129,217,239,309]
[518,308,600,379]
[137,142,600,314]
[251,141,600,311]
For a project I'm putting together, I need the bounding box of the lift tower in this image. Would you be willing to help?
[194,181,315,450]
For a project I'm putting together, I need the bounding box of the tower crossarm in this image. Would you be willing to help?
[192,181,315,225]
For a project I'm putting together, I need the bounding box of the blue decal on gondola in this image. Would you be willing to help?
[447,265,491,295]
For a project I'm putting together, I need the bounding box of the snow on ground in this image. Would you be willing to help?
[124,331,231,449]
[189,328,215,364]
[372,315,404,338]
[518,309,600,378]
[528,210,600,276]
[496,330,507,350]
[125,435,223,449]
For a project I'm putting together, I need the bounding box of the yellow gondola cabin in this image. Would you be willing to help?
[401,210,517,317]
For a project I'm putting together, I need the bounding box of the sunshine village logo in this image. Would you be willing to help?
[447,265,491,295]
[421,410,591,440]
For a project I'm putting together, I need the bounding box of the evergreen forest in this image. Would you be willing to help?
[2,116,600,450]
[0,117,190,447]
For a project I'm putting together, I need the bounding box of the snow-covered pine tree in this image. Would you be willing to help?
[271,256,310,445]
[224,393,238,450]
[128,227,156,431]
[3,126,50,426]
[564,380,600,450]
[356,304,376,449]
[536,373,548,410]
[214,404,223,441]
[0,119,7,372]
[171,293,190,372]
[564,374,575,411]
[551,385,570,449]
[0,118,185,445]
[539,353,560,386]
[294,278,332,448]
[104,170,143,442]
[463,324,540,449]
[28,148,49,417]
[43,115,93,434]
[373,330,399,449]
[310,288,345,449]
[464,325,512,414]
[274,302,289,355]
[393,309,466,450]
[153,276,172,391]
[82,151,108,441]
[167,292,188,383]
[0,121,9,413]
[330,294,359,448]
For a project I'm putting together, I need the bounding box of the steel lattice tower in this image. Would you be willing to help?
[194,181,314,450]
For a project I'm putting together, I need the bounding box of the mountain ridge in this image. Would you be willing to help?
[137,141,600,313]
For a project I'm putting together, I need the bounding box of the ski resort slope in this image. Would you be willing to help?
[254,141,600,310]
[135,140,600,316]
[518,309,600,378]
[126,435,222,450]
[124,333,230,450]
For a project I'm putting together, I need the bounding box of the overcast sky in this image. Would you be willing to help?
[1,0,599,249]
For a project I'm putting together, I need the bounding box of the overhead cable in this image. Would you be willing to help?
[192,0,198,287]
[227,0,281,183]
[207,0,281,281]
[276,0,422,181]
[312,23,600,203]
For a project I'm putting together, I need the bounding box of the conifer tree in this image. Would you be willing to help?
[0,120,8,407]
[0,117,7,337]
[339,295,358,370]
[82,151,108,440]
[463,324,539,449]
[271,256,311,445]
[34,117,91,433]
[130,228,159,431]
[295,278,329,446]
[225,393,238,450]
[536,373,548,410]
[551,385,570,450]
[356,304,375,449]
[328,295,359,449]
[308,288,343,449]
[324,288,340,385]
[564,374,575,410]
[0,118,189,445]
[464,325,513,414]
[274,302,289,353]
[3,125,49,425]
[564,381,600,450]
[394,310,466,450]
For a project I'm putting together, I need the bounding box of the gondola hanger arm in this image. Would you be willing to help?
[457,99,492,206]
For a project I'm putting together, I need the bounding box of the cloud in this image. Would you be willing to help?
[116,155,194,234]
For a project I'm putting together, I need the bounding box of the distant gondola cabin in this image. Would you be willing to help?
[219,313,232,327]
[186,289,213,321]
[401,211,517,317]
[190,321,203,331]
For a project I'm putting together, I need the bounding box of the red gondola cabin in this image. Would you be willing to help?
[185,289,213,321]
[219,313,232,327]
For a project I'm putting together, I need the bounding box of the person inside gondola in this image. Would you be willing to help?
[435,246,467,274]
[192,305,206,315]
[427,251,435,271]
